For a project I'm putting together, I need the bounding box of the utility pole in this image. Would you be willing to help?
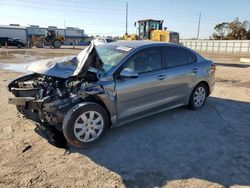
[197,12,201,40]
[64,20,66,42]
[125,2,128,34]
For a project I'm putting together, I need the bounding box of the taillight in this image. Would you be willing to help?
[211,64,216,71]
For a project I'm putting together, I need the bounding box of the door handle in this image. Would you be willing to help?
[192,68,197,73]
[157,74,166,80]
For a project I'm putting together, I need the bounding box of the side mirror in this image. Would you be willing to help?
[119,68,138,78]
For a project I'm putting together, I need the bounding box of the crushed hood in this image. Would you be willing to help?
[26,42,103,79]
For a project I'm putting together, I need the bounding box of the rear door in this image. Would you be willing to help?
[163,46,198,104]
[115,47,169,120]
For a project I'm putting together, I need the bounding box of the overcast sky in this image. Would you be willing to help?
[0,0,249,38]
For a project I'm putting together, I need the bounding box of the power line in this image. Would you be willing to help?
[3,1,224,24]
[57,0,124,6]
[5,0,236,24]
[1,1,229,38]
[15,0,201,19]
[15,0,124,12]
[1,3,201,24]
[1,3,123,15]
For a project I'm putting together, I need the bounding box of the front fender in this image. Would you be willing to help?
[62,102,96,131]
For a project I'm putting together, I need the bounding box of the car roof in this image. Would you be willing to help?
[110,40,180,49]
[108,40,205,62]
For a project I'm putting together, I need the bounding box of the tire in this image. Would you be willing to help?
[188,83,208,110]
[53,40,61,48]
[17,44,22,48]
[62,102,109,148]
[36,41,44,48]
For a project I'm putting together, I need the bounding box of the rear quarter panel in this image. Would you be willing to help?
[195,58,215,95]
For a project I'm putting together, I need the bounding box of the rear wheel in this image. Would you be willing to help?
[189,83,208,110]
[62,103,109,148]
[53,40,61,48]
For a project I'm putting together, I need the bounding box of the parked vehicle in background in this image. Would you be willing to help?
[7,41,215,148]
[92,37,116,46]
[124,19,179,43]
[0,37,25,48]
[30,29,65,48]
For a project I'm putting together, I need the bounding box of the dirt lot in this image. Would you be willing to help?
[0,48,250,188]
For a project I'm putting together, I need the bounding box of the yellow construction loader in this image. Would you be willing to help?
[30,29,65,48]
[124,19,179,43]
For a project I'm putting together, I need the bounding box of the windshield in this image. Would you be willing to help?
[150,21,161,30]
[27,43,133,79]
[95,45,132,72]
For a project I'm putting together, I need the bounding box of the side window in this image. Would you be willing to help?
[165,47,187,68]
[125,48,162,74]
[186,50,197,64]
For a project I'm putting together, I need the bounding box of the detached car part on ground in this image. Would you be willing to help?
[8,41,215,148]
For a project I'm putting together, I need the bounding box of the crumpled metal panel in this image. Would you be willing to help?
[26,42,103,79]
[27,56,77,78]
[75,42,104,76]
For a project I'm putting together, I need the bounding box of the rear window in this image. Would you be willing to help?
[165,47,187,67]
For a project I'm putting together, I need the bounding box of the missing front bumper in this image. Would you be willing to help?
[8,97,43,110]
[8,97,36,106]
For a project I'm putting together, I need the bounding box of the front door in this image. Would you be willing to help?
[115,47,167,120]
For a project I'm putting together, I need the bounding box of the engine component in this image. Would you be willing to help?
[8,72,101,130]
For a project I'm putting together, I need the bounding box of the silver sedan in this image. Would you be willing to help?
[8,41,215,148]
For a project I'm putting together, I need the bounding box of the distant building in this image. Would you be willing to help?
[0,24,87,45]
[0,25,27,43]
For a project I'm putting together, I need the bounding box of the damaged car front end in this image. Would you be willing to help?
[7,43,125,148]
[8,72,104,130]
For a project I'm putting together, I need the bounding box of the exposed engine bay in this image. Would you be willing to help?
[8,70,104,131]
[7,42,107,131]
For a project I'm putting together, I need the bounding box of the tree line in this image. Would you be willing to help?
[212,18,250,40]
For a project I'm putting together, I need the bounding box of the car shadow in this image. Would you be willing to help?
[63,97,250,187]
[215,62,250,68]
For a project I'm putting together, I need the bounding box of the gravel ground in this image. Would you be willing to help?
[0,48,250,188]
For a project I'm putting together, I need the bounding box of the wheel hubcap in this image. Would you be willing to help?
[73,111,104,143]
[194,87,206,107]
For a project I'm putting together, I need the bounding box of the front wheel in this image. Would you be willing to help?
[62,103,109,148]
[53,40,61,48]
[189,83,208,110]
